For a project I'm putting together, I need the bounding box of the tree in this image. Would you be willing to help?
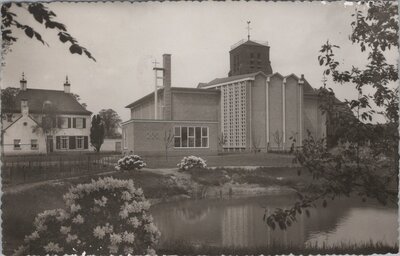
[272,130,283,150]
[0,87,20,157]
[72,93,87,110]
[32,101,60,154]
[98,109,122,138]
[217,132,227,154]
[163,129,174,161]
[90,115,105,152]
[266,2,398,230]
[2,2,95,61]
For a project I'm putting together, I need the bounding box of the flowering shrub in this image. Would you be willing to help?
[14,177,160,255]
[177,155,207,171]
[115,154,146,171]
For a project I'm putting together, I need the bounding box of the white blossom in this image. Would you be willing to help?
[66,234,78,243]
[123,231,135,244]
[124,246,134,254]
[72,214,84,224]
[128,217,141,228]
[44,242,63,253]
[93,226,106,239]
[108,244,119,254]
[60,226,71,235]
[70,204,81,213]
[146,248,156,256]
[110,233,123,244]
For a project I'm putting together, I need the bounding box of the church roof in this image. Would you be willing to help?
[230,39,269,51]
[125,87,219,109]
[7,88,92,115]
[199,72,263,88]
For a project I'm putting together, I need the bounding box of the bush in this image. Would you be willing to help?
[177,156,207,171]
[115,154,147,171]
[14,177,160,255]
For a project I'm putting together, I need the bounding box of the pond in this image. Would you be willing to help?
[150,194,398,248]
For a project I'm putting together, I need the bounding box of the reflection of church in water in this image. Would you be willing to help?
[151,197,350,248]
[222,205,306,247]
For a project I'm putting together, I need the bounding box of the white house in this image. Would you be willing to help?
[2,75,92,155]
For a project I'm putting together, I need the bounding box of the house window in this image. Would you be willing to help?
[14,139,21,150]
[59,117,69,129]
[61,136,68,149]
[257,53,261,59]
[31,139,38,150]
[76,118,83,128]
[73,118,86,129]
[174,127,181,147]
[250,53,254,58]
[174,126,209,148]
[6,114,12,122]
[76,136,84,149]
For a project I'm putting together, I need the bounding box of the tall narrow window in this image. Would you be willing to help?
[174,127,181,147]
[181,127,188,147]
[61,136,68,149]
[188,127,195,147]
[76,136,84,149]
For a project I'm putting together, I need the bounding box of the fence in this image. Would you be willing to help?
[2,153,122,185]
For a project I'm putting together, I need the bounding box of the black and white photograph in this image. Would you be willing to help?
[1,0,399,255]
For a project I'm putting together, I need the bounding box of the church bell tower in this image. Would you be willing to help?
[228,22,273,77]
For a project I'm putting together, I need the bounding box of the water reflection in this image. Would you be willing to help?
[150,195,398,248]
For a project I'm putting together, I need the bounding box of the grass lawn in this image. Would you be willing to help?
[144,152,295,168]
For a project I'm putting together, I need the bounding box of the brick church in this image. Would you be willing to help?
[121,38,326,156]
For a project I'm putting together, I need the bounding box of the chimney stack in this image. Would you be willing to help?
[163,54,172,120]
[21,99,29,115]
[20,72,27,91]
[299,74,305,84]
[64,76,71,93]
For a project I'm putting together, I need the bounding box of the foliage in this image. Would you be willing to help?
[1,87,19,115]
[272,130,283,149]
[71,93,87,110]
[266,1,399,230]
[90,114,105,152]
[178,156,207,171]
[14,177,160,255]
[115,155,147,171]
[99,109,122,138]
[217,132,227,151]
[31,101,60,154]
[2,2,95,61]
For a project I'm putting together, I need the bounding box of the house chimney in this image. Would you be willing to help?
[299,74,305,84]
[163,54,172,120]
[64,76,71,93]
[21,99,29,115]
[20,72,27,91]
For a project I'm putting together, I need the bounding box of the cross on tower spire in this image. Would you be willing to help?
[246,21,252,41]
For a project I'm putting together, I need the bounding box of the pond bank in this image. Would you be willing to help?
[2,165,305,254]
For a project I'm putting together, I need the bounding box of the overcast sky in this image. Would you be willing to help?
[2,1,397,122]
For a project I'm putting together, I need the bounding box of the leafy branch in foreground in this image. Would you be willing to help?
[266,1,398,230]
[2,2,95,61]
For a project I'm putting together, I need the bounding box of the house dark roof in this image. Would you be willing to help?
[9,88,92,115]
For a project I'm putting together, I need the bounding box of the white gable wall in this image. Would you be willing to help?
[3,115,46,154]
